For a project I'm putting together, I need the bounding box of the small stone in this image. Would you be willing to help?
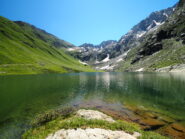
[133,132,141,138]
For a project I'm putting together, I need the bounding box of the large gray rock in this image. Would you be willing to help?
[76,109,115,123]
[46,109,141,139]
[46,128,139,139]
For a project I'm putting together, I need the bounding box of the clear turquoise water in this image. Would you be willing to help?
[0,72,185,138]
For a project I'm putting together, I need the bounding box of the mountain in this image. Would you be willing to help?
[0,16,94,75]
[80,40,117,49]
[68,40,117,63]
[116,0,185,72]
[1,1,182,74]
[117,6,175,51]
[74,4,177,71]
[72,6,175,70]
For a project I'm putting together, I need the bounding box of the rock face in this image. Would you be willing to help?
[178,0,185,7]
[76,109,115,123]
[46,128,137,139]
[118,5,175,51]
[122,0,185,72]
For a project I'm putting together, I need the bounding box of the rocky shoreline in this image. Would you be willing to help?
[46,109,141,139]
[156,64,185,72]
[23,109,169,139]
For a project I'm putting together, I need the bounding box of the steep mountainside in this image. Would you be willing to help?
[117,6,175,51]
[73,4,176,70]
[117,0,185,72]
[0,16,94,75]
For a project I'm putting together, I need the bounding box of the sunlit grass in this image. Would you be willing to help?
[0,16,95,75]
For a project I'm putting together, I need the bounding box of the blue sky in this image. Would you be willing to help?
[1,0,178,46]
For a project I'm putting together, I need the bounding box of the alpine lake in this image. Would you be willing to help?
[0,72,185,138]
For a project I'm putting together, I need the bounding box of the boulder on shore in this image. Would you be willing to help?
[46,109,141,139]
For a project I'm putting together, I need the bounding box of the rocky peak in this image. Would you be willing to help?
[79,43,95,48]
[119,5,175,46]
[80,40,117,49]
[99,40,117,48]
[178,0,185,7]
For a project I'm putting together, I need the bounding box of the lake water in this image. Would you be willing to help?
[0,72,185,138]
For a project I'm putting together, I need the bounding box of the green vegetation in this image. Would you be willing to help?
[22,110,168,139]
[0,16,95,75]
[117,38,185,72]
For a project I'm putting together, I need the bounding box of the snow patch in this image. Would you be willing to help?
[102,54,110,62]
[67,47,82,52]
[100,65,115,70]
[117,58,123,63]
[100,65,110,70]
[136,68,144,72]
[147,20,164,31]
[147,24,153,31]
[95,60,100,64]
[153,20,162,26]
[123,50,130,57]
[67,48,76,51]
[163,13,168,17]
[136,31,146,38]
[79,60,88,65]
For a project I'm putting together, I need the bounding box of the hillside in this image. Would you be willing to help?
[0,16,94,75]
[116,0,185,72]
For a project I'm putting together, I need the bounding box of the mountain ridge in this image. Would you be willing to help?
[72,4,177,71]
[116,0,185,72]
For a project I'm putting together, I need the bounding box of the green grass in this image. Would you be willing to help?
[22,111,168,139]
[149,39,185,69]
[0,16,95,75]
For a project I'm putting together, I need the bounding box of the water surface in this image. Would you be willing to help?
[0,72,185,138]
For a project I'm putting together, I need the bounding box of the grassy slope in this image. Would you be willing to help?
[117,39,185,71]
[0,16,95,75]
